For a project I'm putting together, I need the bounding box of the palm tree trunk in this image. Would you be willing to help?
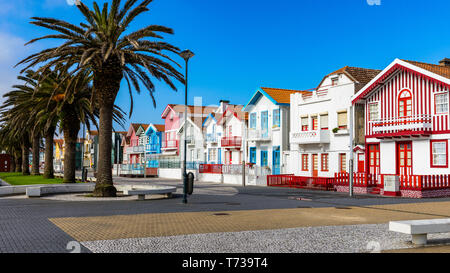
[31,133,40,175]
[93,103,117,196]
[15,150,22,173]
[43,126,56,179]
[10,155,16,172]
[21,141,30,176]
[92,65,121,197]
[62,115,80,183]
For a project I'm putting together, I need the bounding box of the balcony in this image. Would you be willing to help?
[185,135,196,146]
[162,140,178,150]
[221,136,242,147]
[247,129,272,141]
[126,145,145,154]
[290,130,330,144]
[369,115,432,137]
[145,143,160,153]
[205,133,219,143]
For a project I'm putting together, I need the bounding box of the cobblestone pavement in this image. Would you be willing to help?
[1,176,450,253]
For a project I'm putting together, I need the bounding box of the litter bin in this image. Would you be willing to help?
[82,169,88,182]
[187,172,194,195]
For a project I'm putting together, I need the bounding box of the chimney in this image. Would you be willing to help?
[219,100,229,113]
[439,58,450,67]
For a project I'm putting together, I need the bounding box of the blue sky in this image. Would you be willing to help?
[0,0,449,132]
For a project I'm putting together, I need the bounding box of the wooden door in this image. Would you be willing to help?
[397,142,412,176]
[312,154,318,177]
[357,153,365,173]
[368,144,380,182]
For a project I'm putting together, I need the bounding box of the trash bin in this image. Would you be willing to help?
[82,169,88,182]
[187,172,194,195]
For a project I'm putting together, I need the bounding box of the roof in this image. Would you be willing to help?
[352,58,450,104]
[260,87,308,104]
[217,105,248,125]
[162,104,217,118]
[54,139,64,146]
[131,123,149,132]
[402,60,450,79]
[153,124,165,132]
[316,66,381,89]
[244,87,307,110]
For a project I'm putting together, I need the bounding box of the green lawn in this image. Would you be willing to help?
[0,172,64,185]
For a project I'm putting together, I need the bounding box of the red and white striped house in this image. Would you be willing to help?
[352,58,450,197]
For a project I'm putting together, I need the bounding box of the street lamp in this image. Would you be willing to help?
[180,49,195,204]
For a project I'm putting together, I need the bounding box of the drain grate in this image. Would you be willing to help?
[335,206,351,209]
[213,213,231,216]
[297,206,312,208]
[226,202,241,206]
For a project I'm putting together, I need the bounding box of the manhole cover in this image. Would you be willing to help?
[226,202,241,206]
[213,213,231,216]
[335,206,351,209]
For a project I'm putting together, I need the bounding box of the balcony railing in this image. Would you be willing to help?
[290,130,330,144]
[162,140,178,149]
[369,115,432,134]
[221,136,242,147]
[247,129,271,141]
[126,145,145,154]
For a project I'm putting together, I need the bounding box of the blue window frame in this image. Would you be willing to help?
[250,113,257,129]
[249,147,256,164]
[273,109,280,128]
[261,150,268,167]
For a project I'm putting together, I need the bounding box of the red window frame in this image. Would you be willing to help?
[321,153,328,171]
[339,153,346,173]
[312,116,318,130]
[398,89,412,118]
[301,154,309,171]
[430,139,448,168]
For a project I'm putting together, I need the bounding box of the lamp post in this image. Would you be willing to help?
[180,49,195,204]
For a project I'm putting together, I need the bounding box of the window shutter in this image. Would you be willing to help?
[338,112,347,126]
[301,117,308,125]
[320,115,328,128]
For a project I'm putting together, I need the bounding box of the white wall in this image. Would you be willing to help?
[288,74,357,176]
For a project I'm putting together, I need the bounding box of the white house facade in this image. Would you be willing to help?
[244,87,299,175]
[286,66,381,177]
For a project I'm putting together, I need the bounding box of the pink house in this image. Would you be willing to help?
[160,104,216,156]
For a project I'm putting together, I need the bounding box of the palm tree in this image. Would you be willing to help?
[18,0,185,196]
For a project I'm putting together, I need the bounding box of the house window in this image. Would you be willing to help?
[261,151,268,167]
[301,117,308,131]
[337,111,348,129]
[321,154,329,171]
[301,154,309,171]
[312,116,318,130]
[250,113,257,129]
[369,102,379,121]
[320,114,328,130]
[435,93,449,114]
[249,147,256,164]
[208,148,217,162]
[398,90,412,117]
[273,109,280,128]
[339,153,347,172]
[331,77,338,86]
[430,140,448,167]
